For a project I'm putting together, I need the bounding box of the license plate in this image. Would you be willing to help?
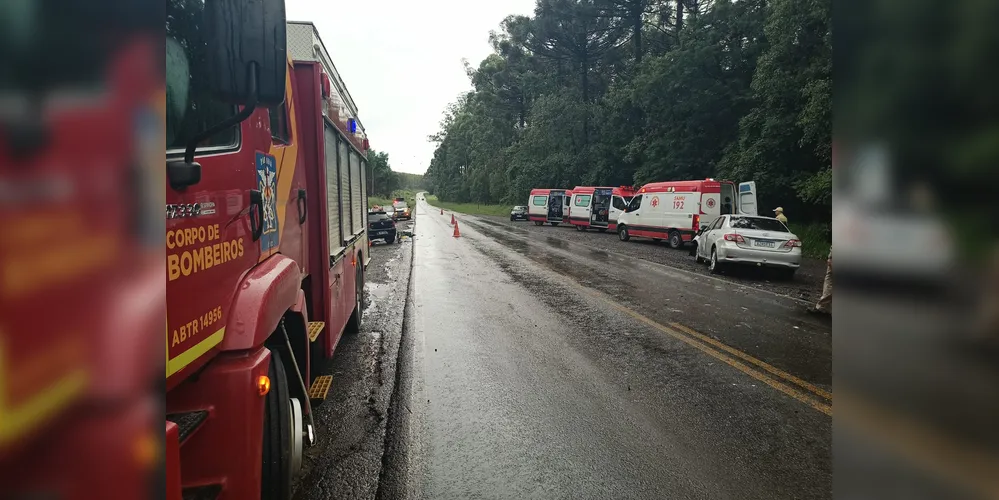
[754,240,776,248]
[375,231,387,236]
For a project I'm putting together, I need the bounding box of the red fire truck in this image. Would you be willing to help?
[165,2,369,498]
[1,4,163,499]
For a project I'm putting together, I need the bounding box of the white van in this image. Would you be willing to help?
[527,188,572,226]
[616,179,757,248]
[567,186,637,232]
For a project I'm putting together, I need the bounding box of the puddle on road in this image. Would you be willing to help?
[365,282,392,316]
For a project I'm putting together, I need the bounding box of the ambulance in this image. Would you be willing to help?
[567,186,637,232]
[527,188,572,226]
[616,179,757,248]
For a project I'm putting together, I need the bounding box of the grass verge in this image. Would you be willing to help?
[788,222,830,260]
[424,195,511,217]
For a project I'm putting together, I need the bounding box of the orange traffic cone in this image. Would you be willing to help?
[450,214,456,225]
[453,220,461,238]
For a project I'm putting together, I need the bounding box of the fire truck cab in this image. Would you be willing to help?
[617,179,757,249]
[527,188,572,226]
[568,186,636,232]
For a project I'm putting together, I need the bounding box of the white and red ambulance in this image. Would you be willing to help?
[567,186,637,232]
[616,179,758,248]
[527,188,573,226]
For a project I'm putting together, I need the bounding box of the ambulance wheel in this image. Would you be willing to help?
[261,351,295,500]
[618,226,630,241]
[709,247,724,274]
[668,230,684,249]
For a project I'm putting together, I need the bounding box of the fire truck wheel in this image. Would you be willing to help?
[668,230,684,249]
[534,221,543,226]
[618,226,630,242]
[347,264,364,333]
[576,225,584,231]
[261,351,295,500]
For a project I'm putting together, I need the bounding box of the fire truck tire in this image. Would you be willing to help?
[346,264,364,333]
[261,351,294,500]
[534,221,543,226]
[576,224,584,231]
[618,226,630,242]
[668,230,684,249]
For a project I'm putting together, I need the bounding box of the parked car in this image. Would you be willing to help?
[368,210,397,243]
[392,199,411,220]
[510,205,529,221]
[693,215,801,278]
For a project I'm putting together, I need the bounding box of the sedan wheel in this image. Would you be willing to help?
[709,248,722,274]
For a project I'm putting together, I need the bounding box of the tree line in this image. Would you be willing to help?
[367,149,426,198]
[425,0,830,222]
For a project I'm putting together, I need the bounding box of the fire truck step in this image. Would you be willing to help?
[165,410,208,445]
[308,375,333,402]
[307,321,325,342]
[181,484,222,500]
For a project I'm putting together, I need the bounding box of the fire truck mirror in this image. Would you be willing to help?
[204,0,288,106]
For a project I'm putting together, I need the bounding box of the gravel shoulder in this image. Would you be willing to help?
[473,215,827,303]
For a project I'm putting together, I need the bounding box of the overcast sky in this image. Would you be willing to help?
[287,0,537,175]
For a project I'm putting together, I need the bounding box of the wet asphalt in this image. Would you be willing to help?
[376,198,831,499]
[292,217,415,500]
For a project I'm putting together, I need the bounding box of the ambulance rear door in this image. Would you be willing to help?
[591,188,612,226]
[610,194,630,228]
[737,181,758,215]
[572,192,592,224]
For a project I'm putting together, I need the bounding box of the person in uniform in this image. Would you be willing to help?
[773,207,788,224]
[808,248,832,315]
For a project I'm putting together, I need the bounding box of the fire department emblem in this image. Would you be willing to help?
[706,198,716,209]
[650,196,660,208]
[255,151,280,252]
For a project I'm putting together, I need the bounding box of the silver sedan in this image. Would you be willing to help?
[693,215,802,278]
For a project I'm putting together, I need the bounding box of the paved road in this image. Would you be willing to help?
[380,198,832,499]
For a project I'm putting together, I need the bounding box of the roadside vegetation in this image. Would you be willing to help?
[425,195,512,217]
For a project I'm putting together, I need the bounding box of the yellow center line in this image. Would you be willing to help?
[668,322,832,402]
[579,287,832,416]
